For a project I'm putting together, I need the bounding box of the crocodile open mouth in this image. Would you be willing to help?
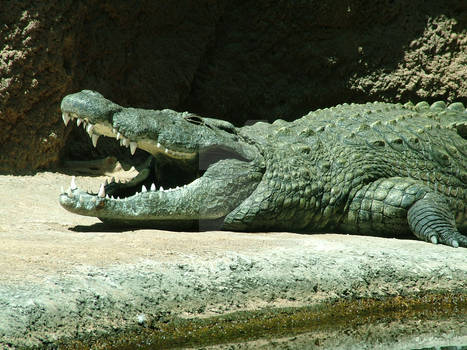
[59,110,262,227]
[60,111,209,199]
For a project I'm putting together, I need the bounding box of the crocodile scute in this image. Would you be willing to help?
[59,90,467,248]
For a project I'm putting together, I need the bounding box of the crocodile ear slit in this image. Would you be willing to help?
[184,115,204,125]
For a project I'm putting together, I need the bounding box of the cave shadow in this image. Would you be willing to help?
[182,0,467,124]
[46,0,467,166]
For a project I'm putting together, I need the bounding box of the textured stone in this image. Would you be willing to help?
[0,172,466,348]
[1,0,466,172]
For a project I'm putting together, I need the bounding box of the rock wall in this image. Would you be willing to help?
[1,0,466,172]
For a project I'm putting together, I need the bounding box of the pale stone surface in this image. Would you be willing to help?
[0,173,465,348]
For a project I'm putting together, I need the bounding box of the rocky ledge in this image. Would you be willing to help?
[0,172,465,348]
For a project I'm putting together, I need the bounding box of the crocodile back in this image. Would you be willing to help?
[291,101,466,189]
[233,101,466,232]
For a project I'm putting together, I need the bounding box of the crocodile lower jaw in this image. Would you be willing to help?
[59,174,205,220]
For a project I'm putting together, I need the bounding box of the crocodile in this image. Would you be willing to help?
[59,90,467,248]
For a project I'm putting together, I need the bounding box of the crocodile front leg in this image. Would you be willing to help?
[340,177,466,248]
[407,192,466,247]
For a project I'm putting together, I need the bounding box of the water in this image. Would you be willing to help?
[57,293,466,349]
[414,347,467,350]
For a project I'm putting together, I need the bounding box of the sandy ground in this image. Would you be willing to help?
[0,171,305,280]
[1,170,410,281]
[0,172,466,349]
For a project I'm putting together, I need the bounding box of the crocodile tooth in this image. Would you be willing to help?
[157,142,161,148]
[92,134,99,147]
[159,186,164,191]
[112,128,117,135]
[123,137,130,147]
[110,177,115,183]
[116,132,121,140]
[142,185,147,192]
[165,148,168,153]
[105,194,110,199]
[104,179,108,186]
[111,195,115,200]
[77,118,83,126]
[70,176,77,190]
[98,183,105,198]
[62,112,71,126]
[150,183,156,191]
[86,124,94,135]
[82,120,87,129]
[130,142,137,155]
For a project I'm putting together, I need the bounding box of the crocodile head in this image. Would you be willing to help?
[59,90,264,229]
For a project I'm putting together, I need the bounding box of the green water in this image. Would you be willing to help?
[414,347,467,350]
[56,293,466,349]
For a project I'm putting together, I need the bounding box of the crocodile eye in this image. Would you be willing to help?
[184,115,204,125]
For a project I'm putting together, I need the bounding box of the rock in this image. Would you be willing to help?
[0,172,466,348]
[0,0,466,172]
